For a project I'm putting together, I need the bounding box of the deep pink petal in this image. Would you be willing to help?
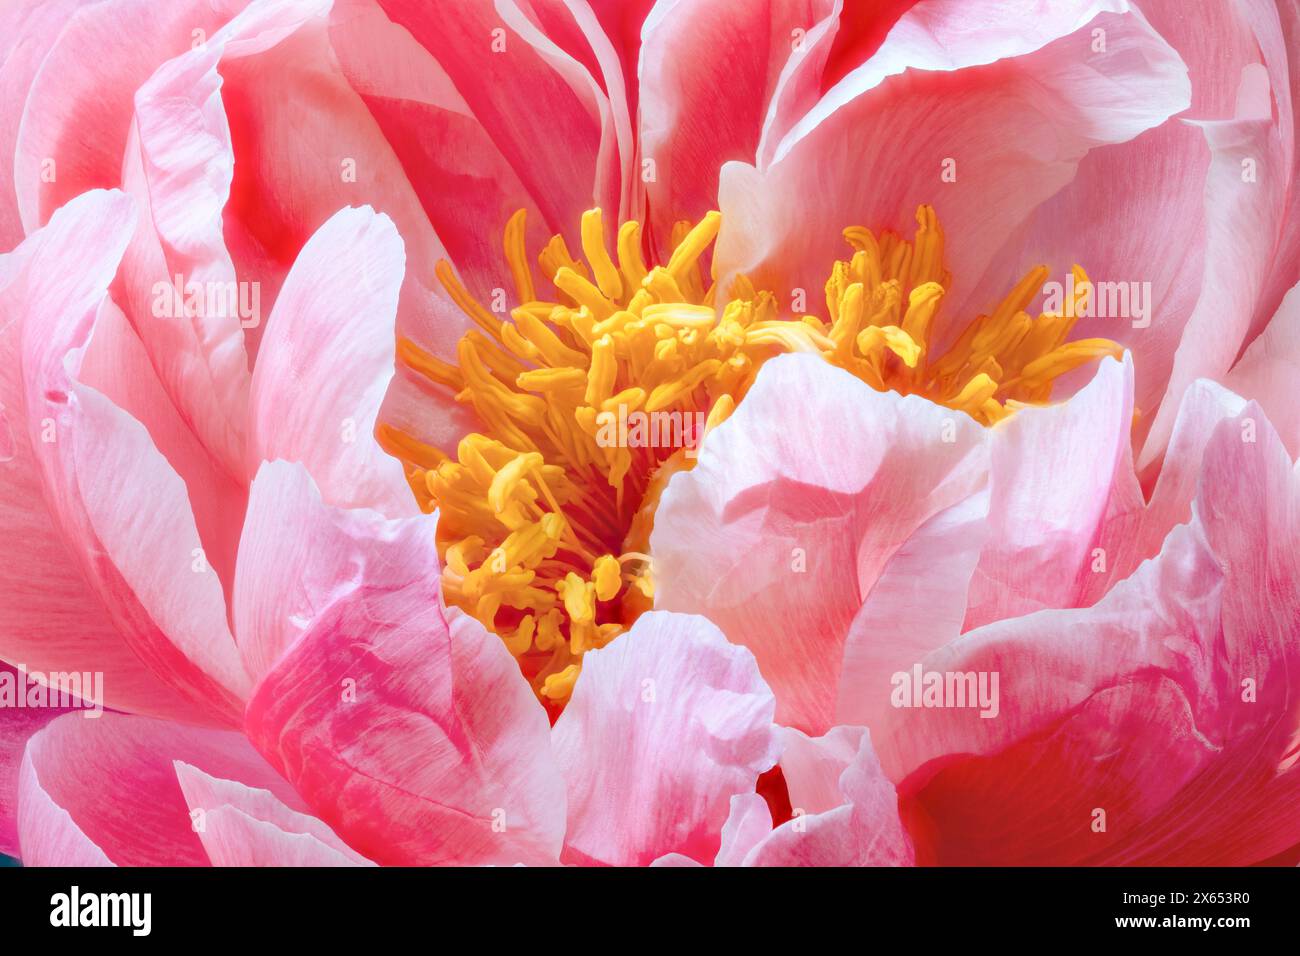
[327,0,548,307]
[375,0,617,247]
[0,664,74,857]
[638,0,838,254]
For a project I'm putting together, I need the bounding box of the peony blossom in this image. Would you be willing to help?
[0,0,1298,869]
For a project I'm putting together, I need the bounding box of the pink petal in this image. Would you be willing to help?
[174,761,373,866]
[77,297,248,612]
[0,664,75,857]
[882,406,1300,865]
[375,0,616,246]
[585,0,658,125]
[638,0,839,254]
[956,0,1269,426]
[1128,378,1246,572]
[3,190,244,724]
[115,0,456,475]
[233,460,430,685]
[11,0,234,234]
[652,353,987,733]
[18,713,300,866]
[778,725,867,816]
[743,729,913,866]
[552,611,778,866]
[835,488,988,732]
[714,793,775,867]
[248,206,414,517]
[1225,279,1300,460]
[1140,58,1291,465]
[959,119,1210,430]
[0,0,94,250]
[715,3,1189,313]
[243,494,565,866]
[209,1,456,357]
[964,356,1143,628]
[327,0,547,306]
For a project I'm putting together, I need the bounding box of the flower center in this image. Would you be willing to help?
[379,206,1121,708]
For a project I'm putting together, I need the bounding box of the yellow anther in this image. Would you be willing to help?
[488,452,543,514]
[667,211,720,283]
[503,208,536,304]
[557,572,595,624]
[617,220,648,289]
[540,664,581,702]
[581,209,623,301]
[592,555,622,602]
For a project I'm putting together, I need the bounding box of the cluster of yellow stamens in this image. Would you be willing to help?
[379,204,1122,707]
[819,205,1122,425]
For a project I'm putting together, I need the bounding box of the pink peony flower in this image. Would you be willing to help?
[0,0,1297,868]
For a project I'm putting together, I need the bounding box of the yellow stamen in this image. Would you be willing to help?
[382,204,1123,706]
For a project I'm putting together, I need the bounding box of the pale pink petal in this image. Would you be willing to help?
[1225,279,1300,459]
[778,725,866,816]
[652,353,987,733]
[835,488,988,732]
[2,190,242,724]
[18,713,300,866]
[743,730,913,866]
[552,611,778,866]
[1141,58,1291,465]
[715,3,1189,314]
[1128,378,1246,571]
[243,497,565,866]
[78,297,248,609]
[233,460,428,685]
[880,406,1300,865]
[2,254,200,723]
[960,119,1209,429]
[963,356,1143,628]
[174,761,373,866]
[1195,0,1299,350]
[248,206,414,516]
[714,793,775,867]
